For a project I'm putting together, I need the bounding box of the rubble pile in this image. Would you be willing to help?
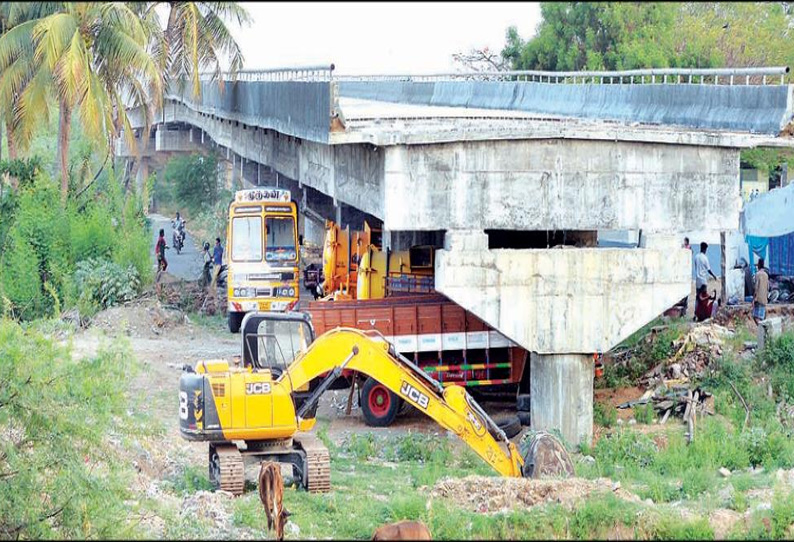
[180,490,233,531]
[429,475,639,514]
[641,323,733,387]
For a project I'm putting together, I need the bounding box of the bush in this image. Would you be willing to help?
[74,258,140,313]
[0,318,138,538]
[0,165,151,321]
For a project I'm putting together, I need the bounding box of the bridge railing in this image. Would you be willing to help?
[197,64,336,82]
[193,65,789,85]
[334,66,791,85]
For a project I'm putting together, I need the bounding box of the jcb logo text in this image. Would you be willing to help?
[246,382,272,395]
[400,381,429,410]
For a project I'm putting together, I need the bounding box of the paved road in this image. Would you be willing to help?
[149,213,204,281]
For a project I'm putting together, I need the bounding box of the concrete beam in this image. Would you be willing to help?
[385,140,740,234]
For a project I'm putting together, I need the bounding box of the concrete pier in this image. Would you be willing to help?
[530,353,594,446]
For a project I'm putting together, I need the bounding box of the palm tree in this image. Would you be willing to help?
[0,2,163,201]
[131,2,252,98]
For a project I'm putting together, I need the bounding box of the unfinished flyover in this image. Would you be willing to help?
[120,65,794,446]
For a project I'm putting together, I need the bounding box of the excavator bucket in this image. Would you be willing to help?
[518,431,575,479]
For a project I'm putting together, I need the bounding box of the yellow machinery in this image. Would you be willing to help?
[178,311,528,495]
[320,219,434,301]
[225,188,301,333]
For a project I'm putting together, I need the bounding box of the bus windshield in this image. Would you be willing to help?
[265,217,296,263]
[232,216,263,262]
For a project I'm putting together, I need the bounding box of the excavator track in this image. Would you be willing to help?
[210,444,245,496]
[294,433,331,493]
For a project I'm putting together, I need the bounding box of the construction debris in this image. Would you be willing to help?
[430,475,640,514]
[618,385,712,423]
[640,323,733,387]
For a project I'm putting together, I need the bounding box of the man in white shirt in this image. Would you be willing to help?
[695,242,717,290]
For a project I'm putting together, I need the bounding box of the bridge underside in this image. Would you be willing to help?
[121,83,787,445]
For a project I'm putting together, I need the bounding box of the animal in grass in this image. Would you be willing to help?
[371,520,432,540]
[258,461,291,540]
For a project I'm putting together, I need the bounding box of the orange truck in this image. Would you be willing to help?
[304,221,530,427]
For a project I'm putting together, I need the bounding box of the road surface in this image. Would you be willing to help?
[149,213,204,281]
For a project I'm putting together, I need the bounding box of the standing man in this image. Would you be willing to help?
[753,258,769,323]
[155,228,168,295]
[155,228,168,272]
[211,237,224,288]
[695,242,717,291]
[683,237,690,250]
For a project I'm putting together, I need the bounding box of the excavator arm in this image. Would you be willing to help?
[282,327,525,478]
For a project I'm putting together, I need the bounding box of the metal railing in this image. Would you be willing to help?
[192,64,789,85]
[334,66,791,85]
[197,64,335,82]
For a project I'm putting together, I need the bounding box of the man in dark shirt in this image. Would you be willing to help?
[211,237,224,288]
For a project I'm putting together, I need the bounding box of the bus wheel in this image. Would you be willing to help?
[228,311,244,333]
[360,377,401,427]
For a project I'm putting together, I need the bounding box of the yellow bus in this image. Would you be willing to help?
[226,188,300,332]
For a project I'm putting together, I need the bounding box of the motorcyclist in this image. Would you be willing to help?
[173,212,186,241]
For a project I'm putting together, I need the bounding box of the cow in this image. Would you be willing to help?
[258,461,291,540]
[371,520,432,540]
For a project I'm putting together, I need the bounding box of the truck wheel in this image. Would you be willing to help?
[228,311,243,333]
[360,377,401,427]
[490,414,522,439]
[518,410,532,426]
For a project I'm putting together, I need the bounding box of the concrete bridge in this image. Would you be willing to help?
[121,65,794,446]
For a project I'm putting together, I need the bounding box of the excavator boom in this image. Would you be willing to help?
[283,327,525,478]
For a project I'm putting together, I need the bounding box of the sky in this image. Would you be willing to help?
[229,2,541,75]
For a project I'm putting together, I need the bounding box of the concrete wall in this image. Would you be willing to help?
[435,232,690,354]
[384,139,741,234]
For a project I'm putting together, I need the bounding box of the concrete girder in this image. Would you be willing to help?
[383,140,741,235]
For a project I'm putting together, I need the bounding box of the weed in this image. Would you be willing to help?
[635,402,656,424]
[170,465,214,494]
[344,432,378,461]
[652,516,715,540]
[594,401,618,428]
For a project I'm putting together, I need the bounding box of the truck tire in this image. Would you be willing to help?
[228,311,243,333]
[517,394,531,412]
[360,377,401,427]
[518,410,532,427]
[490,414,522,439]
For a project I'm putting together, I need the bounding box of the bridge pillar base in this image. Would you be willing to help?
[530,353,593,447]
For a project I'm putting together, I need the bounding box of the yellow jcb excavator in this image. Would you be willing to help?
[178,311,532,495]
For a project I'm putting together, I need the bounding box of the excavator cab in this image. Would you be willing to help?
[240,311,314,376]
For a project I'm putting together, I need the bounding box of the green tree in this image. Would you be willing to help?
[0,2,163,202]
[503,2,794,71]
[130,2,252,98]
[163,152,220,215]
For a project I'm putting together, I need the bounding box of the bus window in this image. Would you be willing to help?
[232,216,263,262]
[265,217,296,263]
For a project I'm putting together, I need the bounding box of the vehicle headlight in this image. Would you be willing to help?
[289,287,295,297]
[238,288,249,297]
[233,288,240,297]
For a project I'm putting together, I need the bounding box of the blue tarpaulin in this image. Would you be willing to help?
[746,235,770,274]
[769,232,794,276]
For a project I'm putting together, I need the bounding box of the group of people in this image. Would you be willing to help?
[154,211,224,289]
[685,237,769,324]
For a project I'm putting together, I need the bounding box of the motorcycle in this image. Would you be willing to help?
[171,219,187,254]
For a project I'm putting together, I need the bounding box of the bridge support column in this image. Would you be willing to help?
[530,353,594,447]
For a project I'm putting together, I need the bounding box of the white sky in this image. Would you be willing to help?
[229,2,541,75]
